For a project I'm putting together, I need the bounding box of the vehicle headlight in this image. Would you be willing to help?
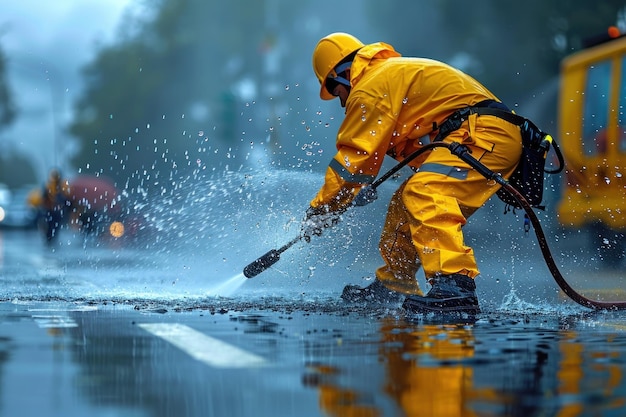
[109,221,125,238]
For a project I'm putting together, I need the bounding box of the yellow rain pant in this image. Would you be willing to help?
[376,114,522,294]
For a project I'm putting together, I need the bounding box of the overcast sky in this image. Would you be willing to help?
[1,0,137,179]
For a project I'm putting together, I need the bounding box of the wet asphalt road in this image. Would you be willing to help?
[5,295,626,417]
[2,225,626,416]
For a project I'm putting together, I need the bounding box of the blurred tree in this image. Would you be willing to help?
[0,149,37,189]
[0,43,16,131]
[0,40,28,188]
[74,0,626,191]
[69,0,302,191]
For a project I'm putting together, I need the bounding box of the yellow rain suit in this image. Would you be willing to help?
[310,42,522,294]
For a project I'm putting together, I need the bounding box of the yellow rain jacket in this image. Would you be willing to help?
[311,42,522,288]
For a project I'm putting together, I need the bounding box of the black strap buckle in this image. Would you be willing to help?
[433,108,471,142]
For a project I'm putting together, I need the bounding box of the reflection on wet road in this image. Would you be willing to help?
[1,301,626,416]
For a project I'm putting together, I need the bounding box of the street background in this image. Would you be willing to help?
[1,1,626,416]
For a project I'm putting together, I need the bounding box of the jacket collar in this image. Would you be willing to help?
[350,42,402,85]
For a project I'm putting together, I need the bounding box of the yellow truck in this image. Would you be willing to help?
[557,27,626,265]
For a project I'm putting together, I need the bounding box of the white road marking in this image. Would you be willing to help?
[32,315,78,328]
[28,306,98,312]
[139,323,266,368]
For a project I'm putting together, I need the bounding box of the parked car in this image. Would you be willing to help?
[0,184,10,225]
[66,175,155,244]
[0,185,38,229]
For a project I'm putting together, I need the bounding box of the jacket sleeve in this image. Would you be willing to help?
[310,91,396,212]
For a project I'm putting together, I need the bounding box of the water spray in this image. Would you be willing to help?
[209,272,248,296]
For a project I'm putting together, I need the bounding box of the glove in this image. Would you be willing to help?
[353,185,378,206]
[301,206,341,242]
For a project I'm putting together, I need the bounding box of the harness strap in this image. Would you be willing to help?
[432,101,564,174]
[433,100,524,143]
[469,106,526,126]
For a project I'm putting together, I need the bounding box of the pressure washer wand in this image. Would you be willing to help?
[242,162,401,279]
[243,235,302,278]
[242,142,445,279]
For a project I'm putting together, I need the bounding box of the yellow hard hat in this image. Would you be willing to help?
[312,32,364,100]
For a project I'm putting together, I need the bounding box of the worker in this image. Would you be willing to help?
[302,33,524,314]
[29,169,70,243]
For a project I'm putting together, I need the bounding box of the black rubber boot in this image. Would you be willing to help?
[341,279,404,304]
[402,274,480,314]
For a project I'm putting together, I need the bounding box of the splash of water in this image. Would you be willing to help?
[500,288,538,312]
[207,273,248,297]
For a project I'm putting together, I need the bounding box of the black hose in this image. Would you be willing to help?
[500,182,626,310]
[436,141,626,310]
